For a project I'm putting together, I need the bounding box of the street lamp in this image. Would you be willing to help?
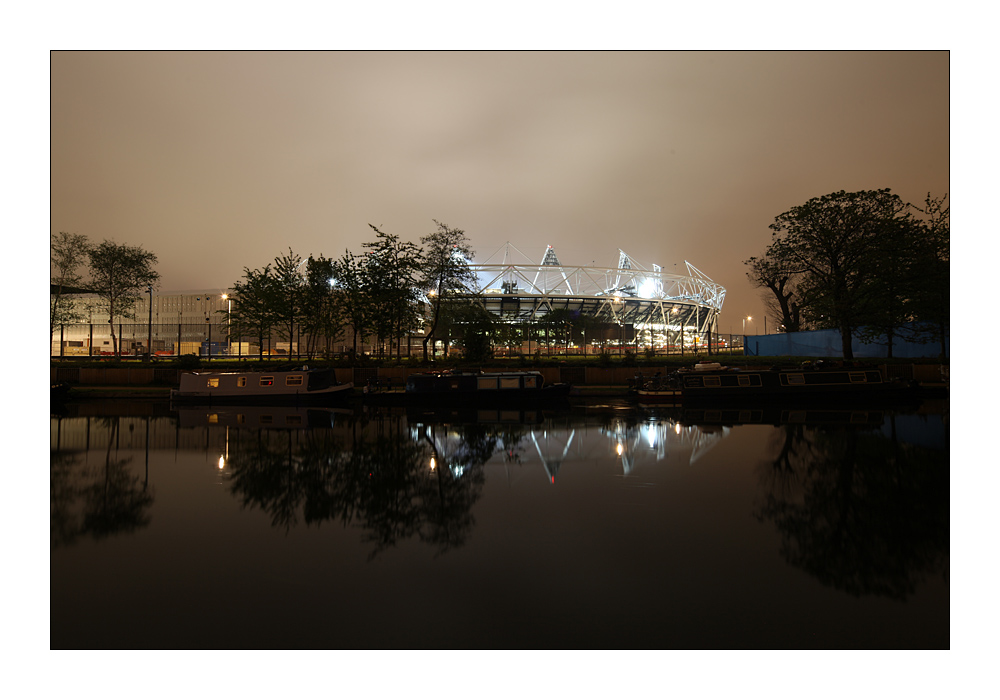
[147,286,153,359]
[221,293,232,356]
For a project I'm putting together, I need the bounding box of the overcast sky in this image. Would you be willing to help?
[50,50,948,333]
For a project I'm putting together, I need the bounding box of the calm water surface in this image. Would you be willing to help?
[50,398,949,649]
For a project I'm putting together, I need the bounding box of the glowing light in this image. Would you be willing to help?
[638,279,656,298]
[218,456,225,470]
[430,457,437,471]
[616,443,624,456]
[674,423,682,435]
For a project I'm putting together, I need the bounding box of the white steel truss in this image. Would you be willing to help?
[449,243,727,348]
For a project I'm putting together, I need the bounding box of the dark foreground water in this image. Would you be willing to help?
[50,398,949,649]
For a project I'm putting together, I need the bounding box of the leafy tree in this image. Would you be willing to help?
[87,240,159,357]
[418,220,478,361]
[443,300,497,362]
[573,312,607,355]
[272,248,305,355]
[765,189,910,359]
[852,214,925,357]
[331,249,374,359]
[363,225,422,360]
[494,311,526,356]
[537,307,576,354]
[227,265,280,359]
[300,254,346,359]
[50,231,92,340]
[907,193,949,358]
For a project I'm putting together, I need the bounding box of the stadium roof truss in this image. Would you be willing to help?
[456,243,727,341]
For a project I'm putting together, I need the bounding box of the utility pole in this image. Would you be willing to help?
[147,286,153,359]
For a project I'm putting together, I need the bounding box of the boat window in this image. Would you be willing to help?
[286,415,302,425]
[704,376,721,387]
[849,372,867,383]
[207,378,219,388]
[500,377,520,389]
[737,376,751,387]
[478,377,497,390]
[523,376,538,388]
[787,374,805,385]
[208,413,218,423]
[260,415,273,424]
[237,377,247,387]
[237,414,246,424]
[286,375,304,386]
[260,376,274,386]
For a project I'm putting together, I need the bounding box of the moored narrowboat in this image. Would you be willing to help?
[672,362,915,402]
[404,370,570,401]
[170,366,353,404]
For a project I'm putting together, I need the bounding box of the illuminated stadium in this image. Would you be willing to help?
[462,243,726,351]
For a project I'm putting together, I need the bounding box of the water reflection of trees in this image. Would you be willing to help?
[755,417,949,600]
[50,416,154,549]
[225,414,486,558]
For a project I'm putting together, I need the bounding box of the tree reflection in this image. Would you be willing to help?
[50,416,154,549]
[225,414,488,558]
[755,416,949,600]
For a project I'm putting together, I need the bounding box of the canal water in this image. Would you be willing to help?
[50,398,949,649]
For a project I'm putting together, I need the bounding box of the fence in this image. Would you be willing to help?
[51,323,353,360]
[51,322,751,360]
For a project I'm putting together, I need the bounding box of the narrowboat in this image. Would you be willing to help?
[170,366,353,404]
[667,361,915,403]
[404,370,571,401]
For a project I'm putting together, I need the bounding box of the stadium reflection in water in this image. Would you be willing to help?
[50,399,949,649]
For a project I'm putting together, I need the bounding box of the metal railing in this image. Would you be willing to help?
[51,322,753,360]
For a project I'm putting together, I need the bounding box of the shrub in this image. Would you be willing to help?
[177,354,201,369]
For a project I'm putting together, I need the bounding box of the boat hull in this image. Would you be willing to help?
[676,367,916,403]
[395,371,571,404]
[170,368,353,405]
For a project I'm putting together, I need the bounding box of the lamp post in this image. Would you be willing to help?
[222,294,232,355]
[147,286,153,360]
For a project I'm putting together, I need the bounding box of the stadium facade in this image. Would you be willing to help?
[463,243,726,351]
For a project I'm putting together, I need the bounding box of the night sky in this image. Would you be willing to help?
[50,50,948,335]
